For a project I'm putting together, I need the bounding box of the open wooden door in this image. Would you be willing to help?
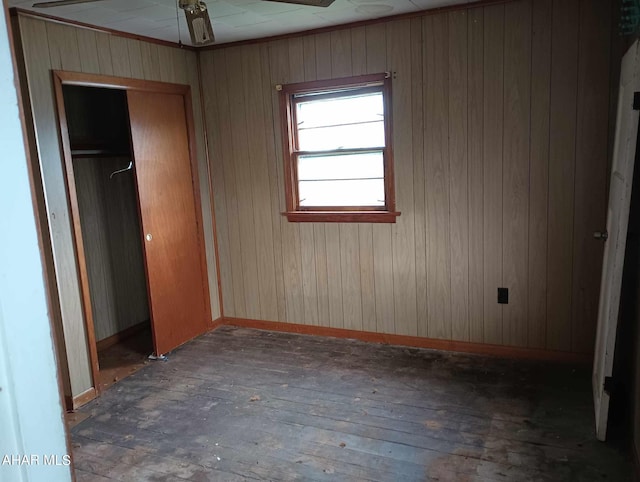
[592,40,640,441]
[128,90,211,356]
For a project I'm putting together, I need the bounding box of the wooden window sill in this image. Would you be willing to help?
[282,211,401,223]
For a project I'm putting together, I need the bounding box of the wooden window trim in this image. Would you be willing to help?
[279,73,399,223]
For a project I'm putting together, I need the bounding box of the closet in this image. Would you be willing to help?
[64,85,151,390]
[55,72,212,398]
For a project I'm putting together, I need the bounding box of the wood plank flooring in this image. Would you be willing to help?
[97,326,152,392]
[70,326,632,481]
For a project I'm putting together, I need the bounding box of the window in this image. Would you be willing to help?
[279,73,399,223]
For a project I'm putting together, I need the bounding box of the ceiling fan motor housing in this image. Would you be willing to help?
[178,0,205,13]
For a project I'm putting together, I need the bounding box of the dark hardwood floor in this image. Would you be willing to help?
[70,326,632,481]
[97,326,153,393]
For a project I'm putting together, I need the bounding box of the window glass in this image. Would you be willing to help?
[296,92,385,151]
[298,152,385,207]
[297,152,384,181]
[299,179,385,207]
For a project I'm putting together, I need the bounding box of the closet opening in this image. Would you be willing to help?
[63,84,152,392]
[55,71,212,409]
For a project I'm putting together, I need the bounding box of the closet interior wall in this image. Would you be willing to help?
[65,85,149,343]
[72,156,149,341]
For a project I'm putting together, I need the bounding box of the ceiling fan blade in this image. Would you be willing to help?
[32,0,103,8]
[261,0,335,7]
[183,2,215,46]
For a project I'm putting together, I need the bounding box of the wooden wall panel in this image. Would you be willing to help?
[244,46,279,322]
[230,45,264,320]
[448,10,470,342]
[17,16,92,397]
[359,224,376,333]
[220,48,246,318]
[46,21,81,72]
[72,159,116,341]
[303,34,317,79]
[109,36,131,77]
[373,225,395,334]
[201,52,234,316]
[171,48,188,84]
[73,157,150,342]
[330,29,351,77]
[424,13,452,340]
[185,51,219,319]
[200,0,612,355]
[389,19,417,337]
[411,16,427,340]
[269,40,304,324]
[265,41,287,322]
[140,42,160,81]
[76,29,100,74]
[502,0,531,347]
[467,7,484,343]
[351,27,366,76]
[300,224,319,326]
[340,224,363,331]
[482,4,504,345]
[103,159,150,333]
[547,0,579,351]
[15,15,219,400]
[571,0,611,353]
[158,45,177,83]
[325,224,344,329]
[211,49,244,317]
[95,33,113,75]
[127,39,145,79]
[314,224,330,326]
[528,0,552,349]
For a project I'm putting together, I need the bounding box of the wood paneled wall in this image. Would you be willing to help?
[13,14,220,398]
[200,0,613,354]
[73,156,149,341]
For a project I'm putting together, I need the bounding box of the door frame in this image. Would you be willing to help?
[52,70,211,402]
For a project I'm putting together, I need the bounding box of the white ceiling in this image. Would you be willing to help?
[9,0,472,46]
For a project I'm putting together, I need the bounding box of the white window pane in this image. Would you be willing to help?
[296,92,383,129]
[298,121,385,151]
[298,152,384,181]
[299,179,385,207]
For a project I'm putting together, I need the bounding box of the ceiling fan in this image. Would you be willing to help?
[31,0,336,46]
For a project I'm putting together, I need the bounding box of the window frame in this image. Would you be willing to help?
[279,73,400,223]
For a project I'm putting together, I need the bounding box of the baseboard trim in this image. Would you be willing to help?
[221,317,593,363]
[96,320,150,352]
[66,387,97,410]
[211,317,224,329]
